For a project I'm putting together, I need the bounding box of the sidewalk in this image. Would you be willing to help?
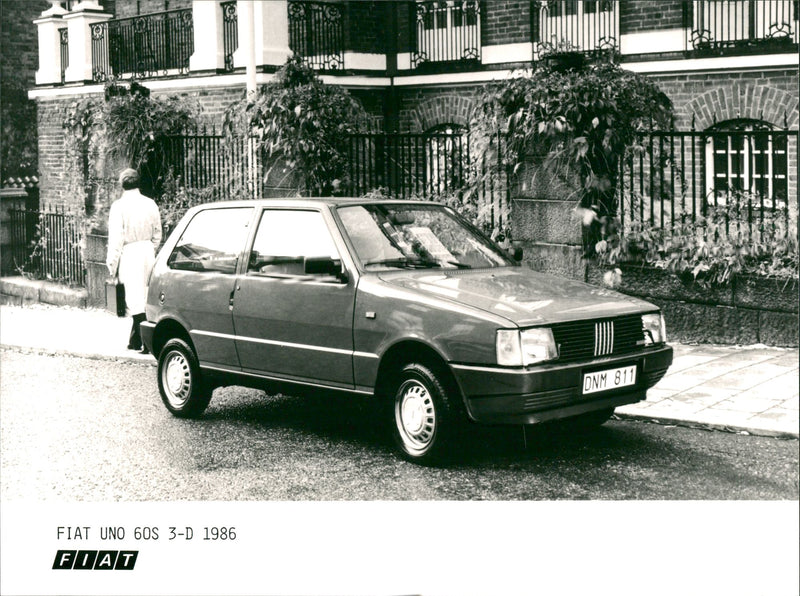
[1,302,797,439]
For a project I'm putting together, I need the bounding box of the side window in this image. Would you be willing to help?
[167,207,253,274]
[248,209,340,277]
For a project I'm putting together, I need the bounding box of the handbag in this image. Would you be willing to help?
[105,280,126,317]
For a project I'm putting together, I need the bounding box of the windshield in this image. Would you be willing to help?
[337,203,513,270]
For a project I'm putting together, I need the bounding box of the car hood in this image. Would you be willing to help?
[379,267,655,327]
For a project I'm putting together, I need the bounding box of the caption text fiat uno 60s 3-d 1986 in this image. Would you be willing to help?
[141,199,672,463]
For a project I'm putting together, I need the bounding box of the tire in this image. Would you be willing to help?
[391,362,462,464]
[157,338,212,418]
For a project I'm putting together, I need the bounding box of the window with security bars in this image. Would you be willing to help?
[413,1,481,65]
[705,120,789,209]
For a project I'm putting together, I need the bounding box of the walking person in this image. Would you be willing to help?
[106,168,162,353]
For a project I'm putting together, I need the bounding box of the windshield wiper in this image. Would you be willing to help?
[444,260,472,269]
[364,257,440,269]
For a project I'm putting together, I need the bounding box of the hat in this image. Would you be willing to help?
[118,168,139,185]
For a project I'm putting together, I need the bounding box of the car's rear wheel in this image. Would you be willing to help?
[391,362,461,464]
[157,338,212,418]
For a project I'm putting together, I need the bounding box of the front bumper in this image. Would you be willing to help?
[451,344,673,425]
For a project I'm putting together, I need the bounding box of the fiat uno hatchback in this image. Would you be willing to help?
[141,199,672,463]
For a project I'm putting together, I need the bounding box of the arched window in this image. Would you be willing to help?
[425,123,468,195]
[705,119,788,209]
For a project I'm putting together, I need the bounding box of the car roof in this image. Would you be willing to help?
[189,197,442,210]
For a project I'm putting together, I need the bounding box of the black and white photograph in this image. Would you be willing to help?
[1,1,798,595]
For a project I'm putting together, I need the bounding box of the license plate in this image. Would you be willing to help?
[582,365,637,395]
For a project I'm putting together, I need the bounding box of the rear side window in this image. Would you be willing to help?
[167,207,253,274]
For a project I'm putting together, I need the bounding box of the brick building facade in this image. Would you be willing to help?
[19,0,800,215]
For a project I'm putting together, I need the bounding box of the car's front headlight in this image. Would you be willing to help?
[496,328,558,366]
[642,312,667,345]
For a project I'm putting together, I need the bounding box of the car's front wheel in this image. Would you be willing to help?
[157,338,212,418]
[391,362,461,464]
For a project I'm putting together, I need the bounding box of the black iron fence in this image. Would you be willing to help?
[411,0,482,68]
[531,0,618,59]
[8,207,86,285]
[686,0,799,52]
[91,9,194,81]
[619,128,797,235]
[156,126,302,199]
[347,130,509,230]
[288,1,345,71]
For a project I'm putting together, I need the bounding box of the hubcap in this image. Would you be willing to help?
[163,351,191,408]
[395,379,436,453]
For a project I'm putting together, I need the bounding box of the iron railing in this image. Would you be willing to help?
[221,0,238,72]
[411,1,482,68]
[346,130,509,231]
[532,0,618,59]
[91,9,194,81]
[686,0,799,52]
[156,128,508,230]
[288,1,345,71]
[59,27,69,83]
[8,207,86,285]
[157,126,302,200]
[619,128,797,236]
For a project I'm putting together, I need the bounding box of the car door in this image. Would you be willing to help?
[232,207,356,389]
[159,206,254,370]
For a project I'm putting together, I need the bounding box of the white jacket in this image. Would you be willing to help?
[106,189,162,315]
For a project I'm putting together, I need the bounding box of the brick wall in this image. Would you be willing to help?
[112,0,190,19]
[650,68,799,129]
[0,0,49,89]
[346,1,387,54]
[483,1,531,46]
[37,98,75,209]
[1,0,49,181]
[395,86,481,131]
[620,0,685,33]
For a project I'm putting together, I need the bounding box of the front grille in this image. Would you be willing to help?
[551,314,644,363]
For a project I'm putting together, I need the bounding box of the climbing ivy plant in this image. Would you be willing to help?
[469,59,673,252]
[222,57,368,196]
[62,81,199,230]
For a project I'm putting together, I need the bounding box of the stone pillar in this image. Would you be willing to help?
[235,0,257,92]
[83,231,109,307]
[255,0,292,66]
[63,1,112,84]
[33,2,68,85]
[234,0,292,71]
[189,0,225,72]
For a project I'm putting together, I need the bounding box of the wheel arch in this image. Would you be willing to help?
[152,318,195,358]
[374,340,462,403]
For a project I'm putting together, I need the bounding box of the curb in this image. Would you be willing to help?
[613,412,799,440]
[0,344,155,366]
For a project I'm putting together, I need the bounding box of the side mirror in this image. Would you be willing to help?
[304,256,348,282]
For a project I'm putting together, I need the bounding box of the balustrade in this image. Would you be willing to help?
[90,8,194,81]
